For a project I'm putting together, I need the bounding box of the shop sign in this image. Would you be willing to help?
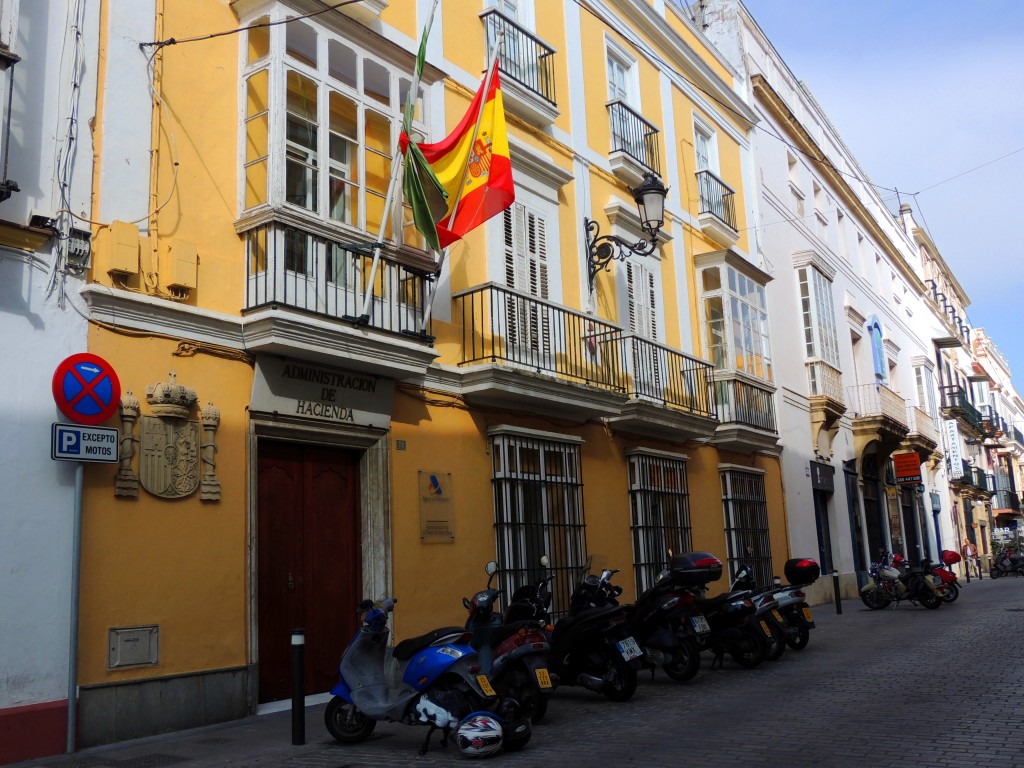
[944,419,963,477]
[251,358,394,429]
[893,452,922,485]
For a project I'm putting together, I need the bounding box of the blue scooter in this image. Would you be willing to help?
[324,597,531,757]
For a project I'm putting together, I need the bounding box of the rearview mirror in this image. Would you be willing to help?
[485,561,498,576]
[540,555,550,567]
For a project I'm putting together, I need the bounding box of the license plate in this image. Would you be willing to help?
[535,668,553,689]
[771,609,784,622]
[802,607,814,623]
[759,620,772,638]
[616,636,643,661]
[690,615,711,634]
[476,674,496,697]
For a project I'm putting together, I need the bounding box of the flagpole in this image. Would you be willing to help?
[357,0,440,323]
[419,35,504,333]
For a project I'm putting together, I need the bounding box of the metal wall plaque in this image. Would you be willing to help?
[108,625,159,668]
[419,470,454,542]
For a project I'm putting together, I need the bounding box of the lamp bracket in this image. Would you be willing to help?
[585,218,657,292]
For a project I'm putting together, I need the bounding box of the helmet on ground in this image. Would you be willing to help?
[455,712,503,758]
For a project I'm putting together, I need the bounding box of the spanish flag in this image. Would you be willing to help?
[401,61,514,252]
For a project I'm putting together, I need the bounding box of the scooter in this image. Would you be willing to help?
[991,550,1024,578]
[545,560,641,702]
[571,562,706,683]
[731,558,820,652]
[860,553,943,609]
[729,565,788,661]
[324,597,530,758]
[464,561,554,723]
[672,552,769,669]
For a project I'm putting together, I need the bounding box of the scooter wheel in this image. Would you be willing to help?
[729,626,767,668]
[325,696,376,743]
[859,589,890,610]
[601,656,637,702]
[765,621,786,661]
[663,636,701,682]
[991,568,1002,579]
[785,620,810,651]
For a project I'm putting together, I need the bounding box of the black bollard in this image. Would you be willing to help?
[964,557,971,583]
[832,570,842,615]
[292,628,305,746]
[976,556,983,581]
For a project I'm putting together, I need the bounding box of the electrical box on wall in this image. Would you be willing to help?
[93,220,140,277]
[164,239,197,291]
[108,625,159,668]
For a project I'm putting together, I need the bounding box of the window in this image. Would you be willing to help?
[914,363,937,417]
[721,468,772,585]
[699,262,773,381]
[787,152,804,217]
[797,265,840,367]
[606,42,643,160]
[629,451,692,596]
[626,259,663,397]
[694,123,715,172]
[492,430,586,619]
[503,201,550,361]
[241,14,426,247]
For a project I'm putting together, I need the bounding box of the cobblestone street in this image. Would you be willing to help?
[19,577,1024,768]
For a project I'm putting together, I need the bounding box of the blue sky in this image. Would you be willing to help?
[740,0,1024,390]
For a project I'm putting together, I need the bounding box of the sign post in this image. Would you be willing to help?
[51,354,121,753]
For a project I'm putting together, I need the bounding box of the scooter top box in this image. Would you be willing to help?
[669,552,723,586]
[783,558,820,585]
[940,549,962,565]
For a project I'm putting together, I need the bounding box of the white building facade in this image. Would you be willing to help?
[0,0,100,761]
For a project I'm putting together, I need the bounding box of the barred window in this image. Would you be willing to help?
[721,468,772,585]
[492,431,587,619]
[628,451,691,597]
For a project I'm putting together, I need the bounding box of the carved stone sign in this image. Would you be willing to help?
[251,358,395,429]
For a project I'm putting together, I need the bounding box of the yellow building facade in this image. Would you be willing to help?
[75,0,788,747]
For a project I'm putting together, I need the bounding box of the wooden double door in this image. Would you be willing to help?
[257,441,362,702]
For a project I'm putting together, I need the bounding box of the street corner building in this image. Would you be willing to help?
[1,0,1019,763]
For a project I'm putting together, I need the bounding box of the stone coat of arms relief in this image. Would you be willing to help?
[115,372,221,501]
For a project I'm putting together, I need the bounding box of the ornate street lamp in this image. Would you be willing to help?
[585,171,669,292]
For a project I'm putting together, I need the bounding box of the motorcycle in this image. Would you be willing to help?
[991,550,1024,578]
[544,559,641,702]
[731,558,820,653]
[324,597,531,758]
[859,553,943,609]
[464,561,554,723]
[570,561,706,683]
[672,552,770,669]
[927,550,963,603]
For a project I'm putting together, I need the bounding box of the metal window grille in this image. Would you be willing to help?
[721,469,772,585]
[628,453,692,597]
[492,433,586,620]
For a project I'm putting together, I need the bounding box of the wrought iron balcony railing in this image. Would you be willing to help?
[244,222,432,337]
[452,283,717,418]
[925,279,971,344]
[1013,426,1024,449]
[482,9,556,107]
[847,383,908,427]
[695,169,737,232]
[940,385,984,433]
[906,405,939,445]
[713,373,777,432]
[623,335,716,418]
[607,100,661,175]
[994,489,1022,512]
[806,360,844,403]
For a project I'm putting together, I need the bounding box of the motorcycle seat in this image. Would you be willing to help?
[392,626,468,660]
[552,605,622,640]
[696,590,748,612]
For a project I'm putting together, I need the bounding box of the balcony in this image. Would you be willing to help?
[452,283,719,441]
[695,170,738,248]
[980,405,1005,442]
[607,100,661,186]
[806,360,845,457]
[902,404,940,460]
[607,335,719,441]
[711,371,779,453]
[242,222,438,379]
[940,385,984,437]
[993,489,1022,516]
[847,383,909,460]
[925,280,970,348]
[481,9,558,125]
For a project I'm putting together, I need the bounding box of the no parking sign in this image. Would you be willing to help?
[52,353,122,425]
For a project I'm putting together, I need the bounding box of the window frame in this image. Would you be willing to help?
[238,9,428,246]
[628,449,692,597]
[796,263,841,369]
[720,466,772,586]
